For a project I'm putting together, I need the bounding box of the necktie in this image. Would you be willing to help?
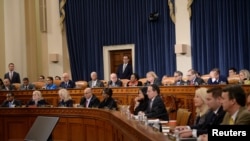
[149,100,153,111]
[123,64,126,72]
[10,72,13,80]
[86,100,89,108]
[229,117,234,125]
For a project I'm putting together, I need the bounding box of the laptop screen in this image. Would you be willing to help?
[24,116,59,141]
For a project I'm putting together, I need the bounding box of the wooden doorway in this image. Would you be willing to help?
[103,44,135,80]
[109,50,132,74]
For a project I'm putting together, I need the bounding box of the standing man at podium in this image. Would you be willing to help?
[4,63,21,84]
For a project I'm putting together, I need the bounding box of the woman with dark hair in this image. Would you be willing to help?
[133,87,149,115]
[98,88,117,110]
[127,73,143,87]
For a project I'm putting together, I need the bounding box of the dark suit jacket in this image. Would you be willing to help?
[144,95,169,121]
[191,106,225,136]
[59,80,76,88]
[87,80,104,88]
[26,99,48,107]
[144,78,162,86]
[1,99,22,107]
[58,99,73,107]
[20,84,35,90]
[116,64,133,79]
[108,80,123,87]
[134,99,149,115]
[221,107,250,125]
[4,71,21,83]
[2,85,16,91]
[98,97,117,110]
[79,94,100,108]
[207,75,228,84]
[174,80,186,86]
[187,77,205,85]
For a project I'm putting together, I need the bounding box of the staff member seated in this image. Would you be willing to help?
[26,90,48,107]
[98,88,117,110]
[1,92,21,107]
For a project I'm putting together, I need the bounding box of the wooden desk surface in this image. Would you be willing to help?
[1,85,250,125]
[0,108,168,141]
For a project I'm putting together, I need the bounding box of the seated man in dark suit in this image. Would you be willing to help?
[177,87,226,138]
[20,77,35,90]
[59,73,76,89]
[87,71,104,88]
[107,73,123,87]
[140,84,169,121]
[173,71,185,85]
[1,92,22,107]
[186,69,205,85]
[207,68,228,84]
[2,78,16,91]
[80,87,100,108]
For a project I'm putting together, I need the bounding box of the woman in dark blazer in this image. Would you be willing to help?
[98,88,117,110]
[27,90,48,107]
[58,89,73,107]
[133,87,149,115]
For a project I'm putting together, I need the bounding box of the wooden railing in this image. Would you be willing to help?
[1,85,250,125]
[0,108,167,141]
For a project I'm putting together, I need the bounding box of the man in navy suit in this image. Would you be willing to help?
[59,73,76,88]
[142,84,169,121]
[4,63,21,84]
[116,55,133,79]
[207,68,228,84]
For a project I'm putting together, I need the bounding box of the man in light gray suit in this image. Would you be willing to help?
[87,72,104,88]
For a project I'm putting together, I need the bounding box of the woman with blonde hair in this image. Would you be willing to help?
[193,87,209,125]
[239,69,250,84]
[58,88,73,107]
[27,90,48,107]
[144,71,161,86]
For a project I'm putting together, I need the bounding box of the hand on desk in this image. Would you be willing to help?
[178,129,193,138]
[198,134,208,141]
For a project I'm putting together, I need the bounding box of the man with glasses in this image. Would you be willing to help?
[186,69,205,85]
[1,92,22,107]
[173,71,185,85]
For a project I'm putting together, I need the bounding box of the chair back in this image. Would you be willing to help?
[139,78,147,85]
[32,82,46,90]
[201,74,210,84]
[53,80,62,87]
[162,77,175,86]
[75,81,88,89]
[176,108,191,126]
[120,79,130,87]
[227,74,239,84]
[100,80,108,87]
[12,83,21,90]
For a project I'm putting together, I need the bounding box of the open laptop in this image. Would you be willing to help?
[24,116,59,141]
